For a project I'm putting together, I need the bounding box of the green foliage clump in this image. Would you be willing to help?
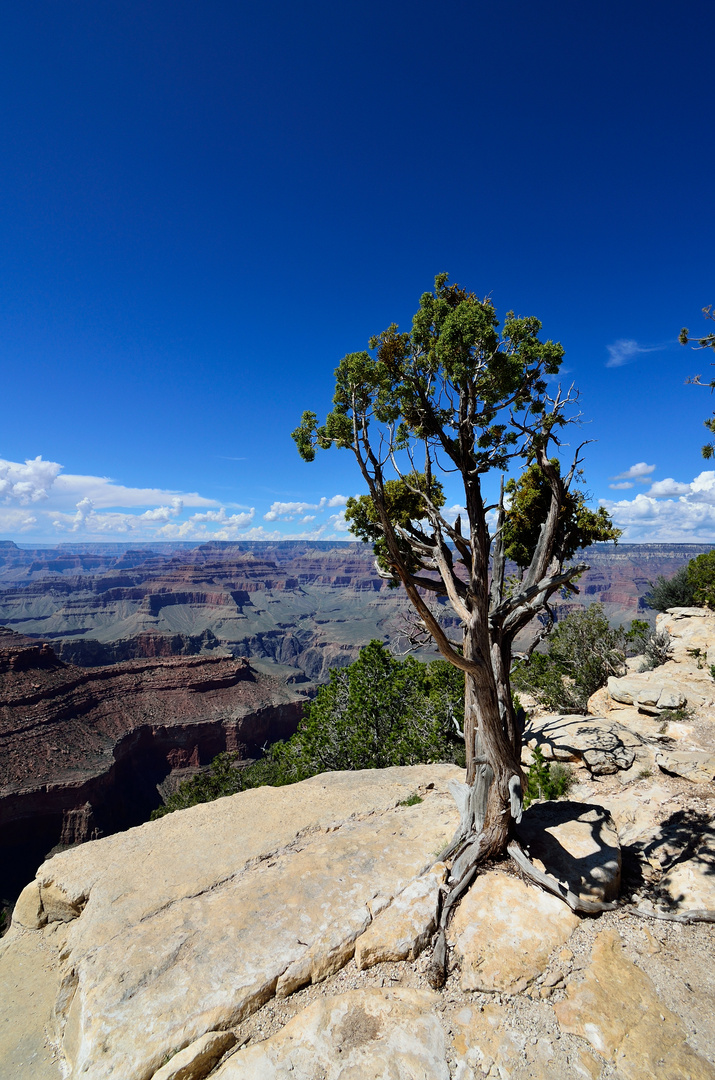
[686,550,715,609]
[345,473,445,581]
[522,747,574,808]
[399,793,423,806]
[644,565,695,612]
[502,460,621,571]
[152,641,465,819]
[511,604,643,713]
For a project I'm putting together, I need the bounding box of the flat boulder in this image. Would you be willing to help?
[517,801,621,902]
[555,928,715,1079]
[661,824,715,910]
[525,714,638,774]
[0,764,462,1080]
[354,862,447,970]
[608,671,704,712]
[656,748,715,783]
[211,988,449,1080]
[448,869,580,993]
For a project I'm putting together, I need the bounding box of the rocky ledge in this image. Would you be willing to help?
[2,760,715,1080]
[0,629,304,898]
[2,609,715,1080]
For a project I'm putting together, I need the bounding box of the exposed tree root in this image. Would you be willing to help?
[425,830,619,989]
[506,841,619,914]
[627,905,715,924]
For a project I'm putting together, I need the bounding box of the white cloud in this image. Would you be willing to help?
[0,454,357,544]
[602,469,715,541]
[264,500,319,521]
[0,507,38,531]
[611,462,656,482]
[0,456,62,504]
[443,503,467,525]
[605,340,666,368]
[264,495,350,521]
[53,473,215,510]
[647,478,692,498]
[609,481,634,490]
[327,510,349,532]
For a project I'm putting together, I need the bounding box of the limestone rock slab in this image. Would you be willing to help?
[662,824,715,910]
[354,862,447,969]
[658,607,715,665]
[555,928,715,1079]
[525,714,637,773]
[451,1000,601,1080]
[211,988,449,1080]
[0,927,64,1080]
[656,748,715,783]
[596,783,674,845]
[151,1031,236,1080]
[517,801,621,901]
[448,870,579,993]
[608,664,711,712]
[22,765,461,1080]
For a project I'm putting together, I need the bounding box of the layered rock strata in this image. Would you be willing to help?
[0,631,304,899]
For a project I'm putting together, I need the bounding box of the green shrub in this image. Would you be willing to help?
[523,747,574,807]
[644,566,695,612]
[152,641,466,819]
[687,550,715,608]
[511,604,631,713]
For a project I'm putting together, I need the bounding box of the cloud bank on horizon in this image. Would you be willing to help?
[0,456,351,543]
[3,453,715,547]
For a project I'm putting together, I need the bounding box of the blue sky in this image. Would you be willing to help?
[1,1,714,545]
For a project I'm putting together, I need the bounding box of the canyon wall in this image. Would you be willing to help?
[0,629,304,901]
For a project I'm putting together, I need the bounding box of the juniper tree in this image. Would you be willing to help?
[293,275,619,982]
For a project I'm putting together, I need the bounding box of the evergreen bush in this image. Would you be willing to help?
[687,549,715,608]
[511,603,633,713]
[152,641,466,818]
[644,565,695,612]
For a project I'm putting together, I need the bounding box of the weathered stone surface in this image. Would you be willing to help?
[586,685,610,716]
[608,672,697,710]
[354,862,447,970]
[656,748,715,783]
[11,879,44,929]
[596,782,674,845]
[451,1001,601,1080]
[662,824,715,910]
[211,988,449,1080]
[5,765,461,1080]
[151,1031,236,1080]
[658,607,715,665]
[448,870,579,992]
[0,927,63,1079]
[555,928,715,1079]
[525,714,638,773]
[518,801,621,901]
